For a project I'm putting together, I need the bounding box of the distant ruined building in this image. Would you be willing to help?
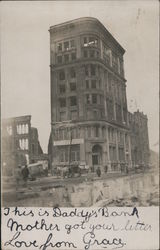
[48,17,150,173]
[2,115,43,176]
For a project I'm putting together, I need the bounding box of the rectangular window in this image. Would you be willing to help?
[59,70,65,80]
[59,84,65,94]
[86,94,91,104]
[93,110,98,118]
[71,110,77,120]
[64,54,69,63]
[70,68,76,78]
[60,112,66,121]
[90,50,95,58]
[71,151,76,161]
[91,80,96,88]
[70,40,75,48]
[85,66,89,76]
[89,37,98,46]
[91,65,96,76]
[60,150,65,162]
[65,149,69,162]
[64,41,69,51]
[92,94,97,104]
[71,52,76,61]
[32,144,35,154]
[100,95,103,104]
[83,37,88,47]
[70,82,76,91]
[86,80,89,89]
[96,51,100,58]
[70,96,77,106]
[70,145,80,162]
[57,43,62,52]
[59,98,66,108]
[94,126,99,137]
[57,55,62,64]
[84,50,88,58]
[87,127,91,137]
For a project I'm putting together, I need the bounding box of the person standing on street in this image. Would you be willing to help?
[21,165,29,187]
[96,166,101,177]
[15,165,22,190]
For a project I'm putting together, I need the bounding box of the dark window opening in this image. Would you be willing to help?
[70,40,75,48]
[93,110,98,118]
[84,50,88,58]
[71,52,76,61]
[59,85,66,94]
[70,82,76,91]
[32,144,35,154]
[57,43,62,52]
[85,66,89,76]
[70,96,77,106]
[70,68,76,78]
[92,94,97,104]
[59,98,66,108]
[91,65,96,76]
[90,50,95,58]
[59,70,65,80]
[86,80,89,89]
[64,54,69,63]
[57,55,62,64]
[91,80,96,88]
[64,41,69,51]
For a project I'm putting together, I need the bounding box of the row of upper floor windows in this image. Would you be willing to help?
[85,93,103,105]
[58,77,126,102]
[59,68,76,80]
[59,110,78,121]
[19,138,29,150]
[53,125,129,143]
[57,52,76,64]
[56,48,101,65]
[55,36,124,75]
[57,39,75,52]
[106,98,128,123]
[59,96,77,108]
[58,65,125,86]
[56,36,98,53]
[59,79,102,95]
[57,66,126,104]
[58,65,98,80]
[5,124,29,136]
[59,82,76,94]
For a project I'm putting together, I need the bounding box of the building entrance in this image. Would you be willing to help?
[92,144,102,167]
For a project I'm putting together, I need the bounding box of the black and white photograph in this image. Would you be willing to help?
[1,1,159,208]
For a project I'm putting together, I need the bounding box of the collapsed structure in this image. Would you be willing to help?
[48,17,150,173]
[2,115,46,176]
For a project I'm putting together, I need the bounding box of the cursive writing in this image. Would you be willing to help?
[83,232,126,250]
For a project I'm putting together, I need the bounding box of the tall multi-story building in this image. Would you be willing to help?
[2,115,43,176]
[128,110,150,166]
[49,17,133,173]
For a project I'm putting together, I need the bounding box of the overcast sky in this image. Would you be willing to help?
[1,1,159,153]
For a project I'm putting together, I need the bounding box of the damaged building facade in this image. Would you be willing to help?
[49,17,150,173]
[2,115,43,176]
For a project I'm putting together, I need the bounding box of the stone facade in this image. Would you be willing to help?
[2,115,43,176]
[49,17,149,173]
[128,110,150,167]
